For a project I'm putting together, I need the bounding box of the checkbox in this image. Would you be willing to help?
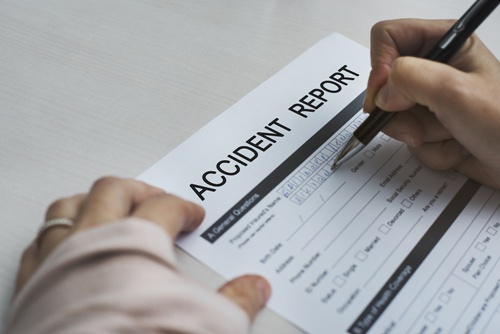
[446,172,457,180]
[476,242,487,252]
[364,150,375,158]
[278,187,291,198]
[380,134,391,142]
[333,276,346,287]
[425,312,437,323]
[379,225,390,234]
[439,293,451,304]
[355,251,368,262]
[402,199,413,208]
[487,227,497,236]
[322,147,334,155]
[290,196,304,205]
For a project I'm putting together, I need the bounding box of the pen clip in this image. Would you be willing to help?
[432,0,499,61]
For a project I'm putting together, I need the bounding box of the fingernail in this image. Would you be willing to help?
[256,280,271,306]
[375,84,388,109]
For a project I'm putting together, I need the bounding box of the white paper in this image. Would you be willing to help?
[138,33,500,334]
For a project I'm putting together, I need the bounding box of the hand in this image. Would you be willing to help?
[363,19,500,189]
[15,176,271,322]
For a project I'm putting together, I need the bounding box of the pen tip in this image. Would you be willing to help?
[331,136,362,170]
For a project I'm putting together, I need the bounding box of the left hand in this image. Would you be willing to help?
[15,176,271,322]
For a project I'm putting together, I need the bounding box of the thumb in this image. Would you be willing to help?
[218,275,272,322]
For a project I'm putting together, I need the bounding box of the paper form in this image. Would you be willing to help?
[138,33,500,333]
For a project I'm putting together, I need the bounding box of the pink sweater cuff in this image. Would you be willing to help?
[7,218,249,334]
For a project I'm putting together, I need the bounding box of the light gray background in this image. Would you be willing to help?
[2,0,499,332]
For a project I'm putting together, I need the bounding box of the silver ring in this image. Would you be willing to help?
[39,218,75,237]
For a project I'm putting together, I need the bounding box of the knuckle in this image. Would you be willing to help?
[370,20,392,37]
[46,194,86,218]
[435,74,469,117]
[442,74,467,99]
[71,193,86,201]
[92,176,123,191]
[391,57,412,76]
[46,197,71,216]
[370,21,384,37]
[164,194,191,214]
[426,160,449,171]
[410,148,452,171]
[390,57,421,89]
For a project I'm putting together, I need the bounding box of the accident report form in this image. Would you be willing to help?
[138,33,500,333]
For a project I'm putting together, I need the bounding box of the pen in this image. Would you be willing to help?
[332,0,500,170]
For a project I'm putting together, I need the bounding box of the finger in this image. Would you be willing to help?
[131,193,205,239]
[381,105,452,147]
[365,19,454,111]
[374,54,498,147]
[38,194,86,258]
[446,34,493,73]
[218,275,271,322]
[15,194,86,295]
[75,177,165,230]
[45,194,86,221]
[363,63,391,113]
[374,56,468,114]
[455,158,500,190]
[370,19,455,61]
[408,139,468,171]
[14,243,38,295]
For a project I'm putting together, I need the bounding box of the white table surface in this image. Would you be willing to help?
[1,0,499,332]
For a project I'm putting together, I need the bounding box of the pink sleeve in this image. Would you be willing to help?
[6,218,250,334]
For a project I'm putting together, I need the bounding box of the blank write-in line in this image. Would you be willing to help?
[364,215,423,289]
[323,190,381,252]
[286,182,346,242]
[300,143,405,251]
[302,189,380,251]
[329,206,387,271]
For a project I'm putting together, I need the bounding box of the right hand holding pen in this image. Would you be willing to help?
[363,19,500,189]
